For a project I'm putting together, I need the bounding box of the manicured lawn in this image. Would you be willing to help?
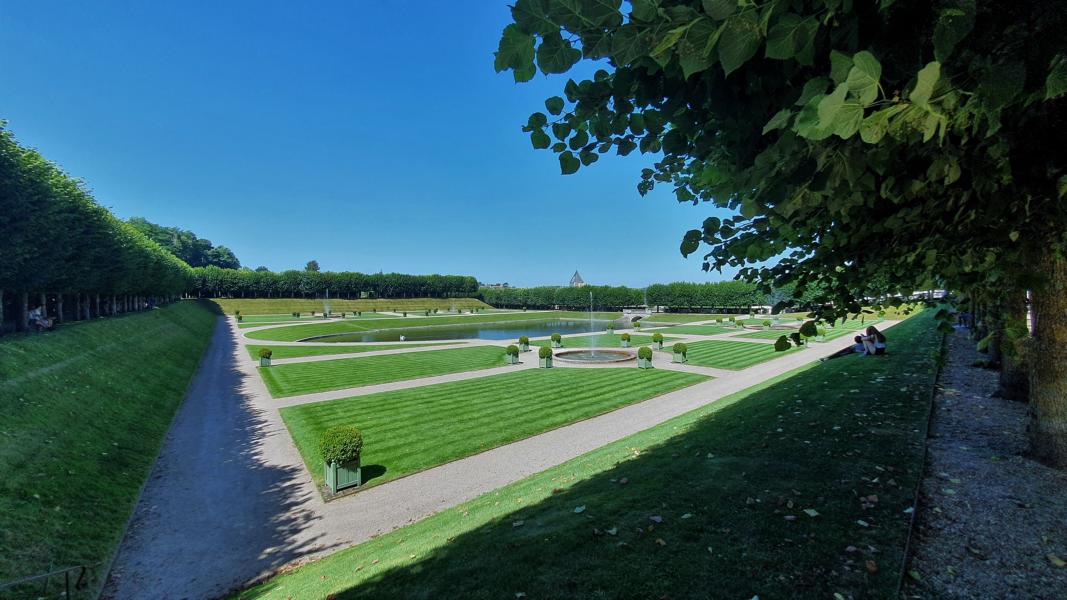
[211,297,491,315]
[0,301,215,593]
[533,334,672,348]
[237,313,941,600]
[683,339,801,369]
[638,313,734,323]
[735,328,802,340]
[647,324,735,336]
[281,368,708,491]
[246,311,621,342]
[258,346,508,397]
[245,343,452,361]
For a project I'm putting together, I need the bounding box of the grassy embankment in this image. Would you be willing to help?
[0,300,216,593]
[245,343,452,361]
[211,297,491,315]
[239,311,942,600]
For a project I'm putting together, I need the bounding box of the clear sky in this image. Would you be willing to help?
[1,1,739,288]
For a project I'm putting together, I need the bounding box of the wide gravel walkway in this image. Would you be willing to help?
[102,316,898,599]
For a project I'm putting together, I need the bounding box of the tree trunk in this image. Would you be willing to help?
[999,296,1031,401]
[57,293,65,323]
[1028,254,1067,468]
[0,289,4,332]
[19,292,29,332]
[95,294,100,317]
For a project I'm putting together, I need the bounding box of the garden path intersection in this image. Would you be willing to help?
[102,313,899,599]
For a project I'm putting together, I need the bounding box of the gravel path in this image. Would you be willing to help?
[102,317,900,599]
[904,328,1067,599]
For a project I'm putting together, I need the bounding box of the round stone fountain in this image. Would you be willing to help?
[554,349,636,363]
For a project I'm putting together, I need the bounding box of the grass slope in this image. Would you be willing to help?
[246,311,621,342]
[638,313,734,324]
[533,334,672,348]
[684,339,801,369]
[648,324,735,336]
[281,368,707,491]
[245,343,451,361]
[0,301,215,590]
[258,346,508,397]
[238,313,941,600]
[212,297,491,315]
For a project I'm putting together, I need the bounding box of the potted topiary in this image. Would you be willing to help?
[551,333,562,348]
[237,314,243,323]
[606,322,615,334]
[341,312,346,318]
[620,332,631,348]
[672,342,688,364]
[762,320,772,330]
[518,336,530,352]
[634,321,641,329]
[311,310,316,316]
[321,425,363,494]
[357,311,362,317]
[403,311,408,317]
[637,345,653,369]
[815,327,827,342]
[539,345,553,368]
[652,332,664,350]
[505,345,520,364]
[258,348,272,367]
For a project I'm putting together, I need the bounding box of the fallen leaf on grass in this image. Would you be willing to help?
[573,506,586,514]
[649,515,663,524]
[856,520,870,527]
[908,570,922,581]
[681,513,693,519]
[866,560,878,574]
[655,538,667,546]
[1049,554,1066,568]
[512,520,524,527]
[605,527,617,536]
[803,509,820,518]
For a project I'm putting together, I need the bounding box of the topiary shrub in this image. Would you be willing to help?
[311,310,316,316]
[539,346,553,359]
[236,315,243,322]
[763,320,772,328]
[652,332,664,343]
[403,311,408,317]
[672,342,688,356]
[551,333,561,342]
[235,310,241,316]
[621,333,631,342]
[638,346,653,360]
[506,345,519,357]
[519,336,530,345]
[319,425,364,466]
[258,348,273,359]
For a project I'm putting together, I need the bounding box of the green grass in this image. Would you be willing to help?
[237,312,941,600]
[281,368,707,491]
[735,328,802,340]
[683,339,801,369]
[647,324,735,336]
[245,343,452,361]
[258,346,509,397]
[533,334,672,348]
[245,311,621,342]
[0,301,215,592]
[638,313,736,324]
[211,297,491,315]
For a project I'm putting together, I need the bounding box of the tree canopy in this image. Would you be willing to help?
[496,0,1067,465]
[127,217,241,269]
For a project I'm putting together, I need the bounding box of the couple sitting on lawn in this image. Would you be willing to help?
[826,325,887,360]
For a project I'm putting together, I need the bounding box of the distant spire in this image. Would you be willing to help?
[569,270,585,287]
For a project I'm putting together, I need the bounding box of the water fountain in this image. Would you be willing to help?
[554,290,636,364]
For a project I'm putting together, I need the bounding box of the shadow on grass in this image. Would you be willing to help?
[250,316,942,600]
[98,319,344,599]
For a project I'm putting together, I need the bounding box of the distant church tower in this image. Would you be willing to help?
[569,270,586,288]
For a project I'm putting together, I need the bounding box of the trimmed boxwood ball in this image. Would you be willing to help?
[539,346,553,359]
[319,425,363,465]
[258,348,273,359]
[763,320,772,327]
[652,332,664,343]
[672,342,688,356]
[518,336,530,345]
[506,345,519,357]
[551,333,562,342]
[620,333,631,342]
[637,346,653,360]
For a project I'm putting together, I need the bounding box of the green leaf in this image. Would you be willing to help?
[817,83,848,126]
[909,61,941,107]
[527,112,548,129]
[762,108,792,134]
[551,121,572,140]
[549,0,623,29]
[512,0,557,35]
[559,151,580,175]
[545,96,565,115]
[611,24,652,65]
[845,51,882,106]
[1046,54,1067,100]
[630,0,660,22]
[701,0,736,20]
[1058,174,1067,199]
[537,31,582,74]
[531,129,551,149]
[977,62,1025,110]
[651,24,689,63]
[830,50,853,85]
[579,149,599,166]
[764,13,804,60]
[799,320,818,337]
[679,18,719,78]
[859,104,906,144]
[680,229,702,257]
[568,129,589,150]
[795,77,829,106]
[494,25,536,83]
[933,1,975,62]
[774,336,791,352]
[719,10,761,77]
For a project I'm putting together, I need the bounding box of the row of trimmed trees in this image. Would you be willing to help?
[480,284,646,310]
[0,125,193,333]
[480,281,808,312]
[189,266,478,300]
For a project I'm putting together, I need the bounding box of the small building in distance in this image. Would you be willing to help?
[569,270,586,288]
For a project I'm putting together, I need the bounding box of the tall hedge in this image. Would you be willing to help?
[189,266,479,300]
[0,124,192,332]
[482,281,770,312]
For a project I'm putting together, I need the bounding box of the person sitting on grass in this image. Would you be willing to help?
[823,335,867,361]
[861,325,887,356]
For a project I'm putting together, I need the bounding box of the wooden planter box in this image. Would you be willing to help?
[506,354,519,365]
[260,357,271,367]
[652,342,663,350]
[519,343,530,352]
[539,357,553,368]
[621,340,630,348]
[638,358,653,369]
[325,458,362,493]
[673,353,688,364]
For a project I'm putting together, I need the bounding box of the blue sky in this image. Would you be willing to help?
[1,1,739,287]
